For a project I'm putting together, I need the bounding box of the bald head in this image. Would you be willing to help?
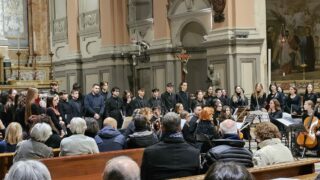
[219,119,237,135]
[103,156,140,180]
[103,117,117,129]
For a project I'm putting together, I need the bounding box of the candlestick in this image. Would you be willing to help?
[18,36,20,51]
[49,51,54,80]
[16,51,21,80]
[33,32,37,52]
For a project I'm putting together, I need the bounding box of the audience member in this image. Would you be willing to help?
[46,95,64,136]
[102,156,140,180]
[5,160,52,180]
[84,117,99,138]
[141,112,200,180]
[0,122,23,153]
[195,107,219,153]
[127,114,158,149]
[182,105,202,143]
[13,123,53,163]
[253,122,294,167]
[60,117,99,156]
[174,103,184,115]
[205,119,253,170]
[37,114,62,148]
[204,161,253,180]
[95,117,125,152]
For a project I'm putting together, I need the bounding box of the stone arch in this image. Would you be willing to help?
[175,19,208,47]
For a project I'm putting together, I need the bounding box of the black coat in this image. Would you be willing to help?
[285,95,301,114]
[182,115,198,143]
[303,93,317,105]
[58,100,72,124]
[141,132,200,180]
[127,130,159,149]
[46,108,62,131]
[230,94,248,111]
[266,92,284,110]
[250,93,267,110]
[269,110,283,132]
[176,91,191,112]
[205,135,253,170]
[105,96,124,129]
[69,99,83,119]
[131,96,149,111]
[148,97,162,108]
[161,91,176,114]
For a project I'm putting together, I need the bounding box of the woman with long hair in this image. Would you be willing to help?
[303,83,317,105]
[0,122,23,153]
[16,88,41,132]
[250,83,267,111]
[46,95,64,137]
[284,86,301,115]
[268,99,284,132]
[219,105,234,123]
[174,103,184,115]
[266,83,284,110]
[204,86,215,107]
[230,86,248,111]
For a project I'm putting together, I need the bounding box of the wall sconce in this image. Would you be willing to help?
[209,0,226,23]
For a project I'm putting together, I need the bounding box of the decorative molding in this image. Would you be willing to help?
[208,0,226,23]
[52,17,68,44]
[79,10,100,40]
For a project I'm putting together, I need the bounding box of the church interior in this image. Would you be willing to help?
[0,0,320,180]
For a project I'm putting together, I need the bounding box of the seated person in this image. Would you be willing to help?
[0,122,23,153]
[127,114,158,149]
[95,117,126,152]
[84,117,99,138]
[253,122,294,167]
[13,123,53,163]
[268,99,284,133]
[5,160,51,180]
[60,117,99,156]
[141,112,200,180]
[205,119,253,170]
[204,161,253,180]
[102,156,140,180]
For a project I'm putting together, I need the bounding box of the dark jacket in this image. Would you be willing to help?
[250,93,267,110]
[141,132,200,180]
[101,91,111,103]
[195,120,220,153]
[182,115,198,143]
[230,94,248,111]
[284,95,301,114]
[161,91,176,114]
[127,130,159,149]
[131,96,149,110]
[84,93,105,117]
[94,126,126,152]
[45,132,62,148]
[0,140,17,153]
[15,104,42,132]
[69,98,83,118]
[205,134,253,169]
[303,93,317,105]
[266,92,284,110]
[46,108,62,131]
[191,99,207,110]
[58,100,72,124]
[105,96,124,129]
[148,97,162,109]
[176,91,191,112]
[269,110,284,132]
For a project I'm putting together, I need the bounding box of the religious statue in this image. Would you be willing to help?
[209,0,226,23]
[207,64,221,86]
[176,49,191,75]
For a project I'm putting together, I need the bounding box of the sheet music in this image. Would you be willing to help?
[275,113,302,127]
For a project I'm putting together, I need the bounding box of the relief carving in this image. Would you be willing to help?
[209,0,226,23]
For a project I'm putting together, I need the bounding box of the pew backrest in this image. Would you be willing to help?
[40,148,144,180]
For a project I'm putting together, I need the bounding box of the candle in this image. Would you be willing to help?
[33,32,37,51]
[283,72,286,77]
[268,49,271,85]
[18,36,20,51]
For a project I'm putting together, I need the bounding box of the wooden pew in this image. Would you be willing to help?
[171,158,320,180]
[0,148,60,180]
[40,148,144,180]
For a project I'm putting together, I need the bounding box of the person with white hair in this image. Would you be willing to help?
[60,117,99,156]
[5,160,52,180]
[13,123,53,163]
[204,119,253,170]
[102,156,140,180]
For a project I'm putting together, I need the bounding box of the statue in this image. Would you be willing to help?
[207,64,221,86]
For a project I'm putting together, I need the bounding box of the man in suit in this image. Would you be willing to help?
[176,82,191,112]
[84,84,105,128]
[131,88,148,111]
[161,83,176,114]
[105,87,124,129]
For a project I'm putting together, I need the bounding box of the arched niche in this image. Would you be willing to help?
[180,21,206,47]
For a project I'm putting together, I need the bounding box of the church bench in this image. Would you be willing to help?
[40,148,144,180]
[171,158,320,180]
[0,148,60,179]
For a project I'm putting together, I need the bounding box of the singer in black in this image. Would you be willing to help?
[284,86,301,115]
[250,83,267,111]
[105,87,124,129]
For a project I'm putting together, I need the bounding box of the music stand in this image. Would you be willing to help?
[240,113,256,151]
